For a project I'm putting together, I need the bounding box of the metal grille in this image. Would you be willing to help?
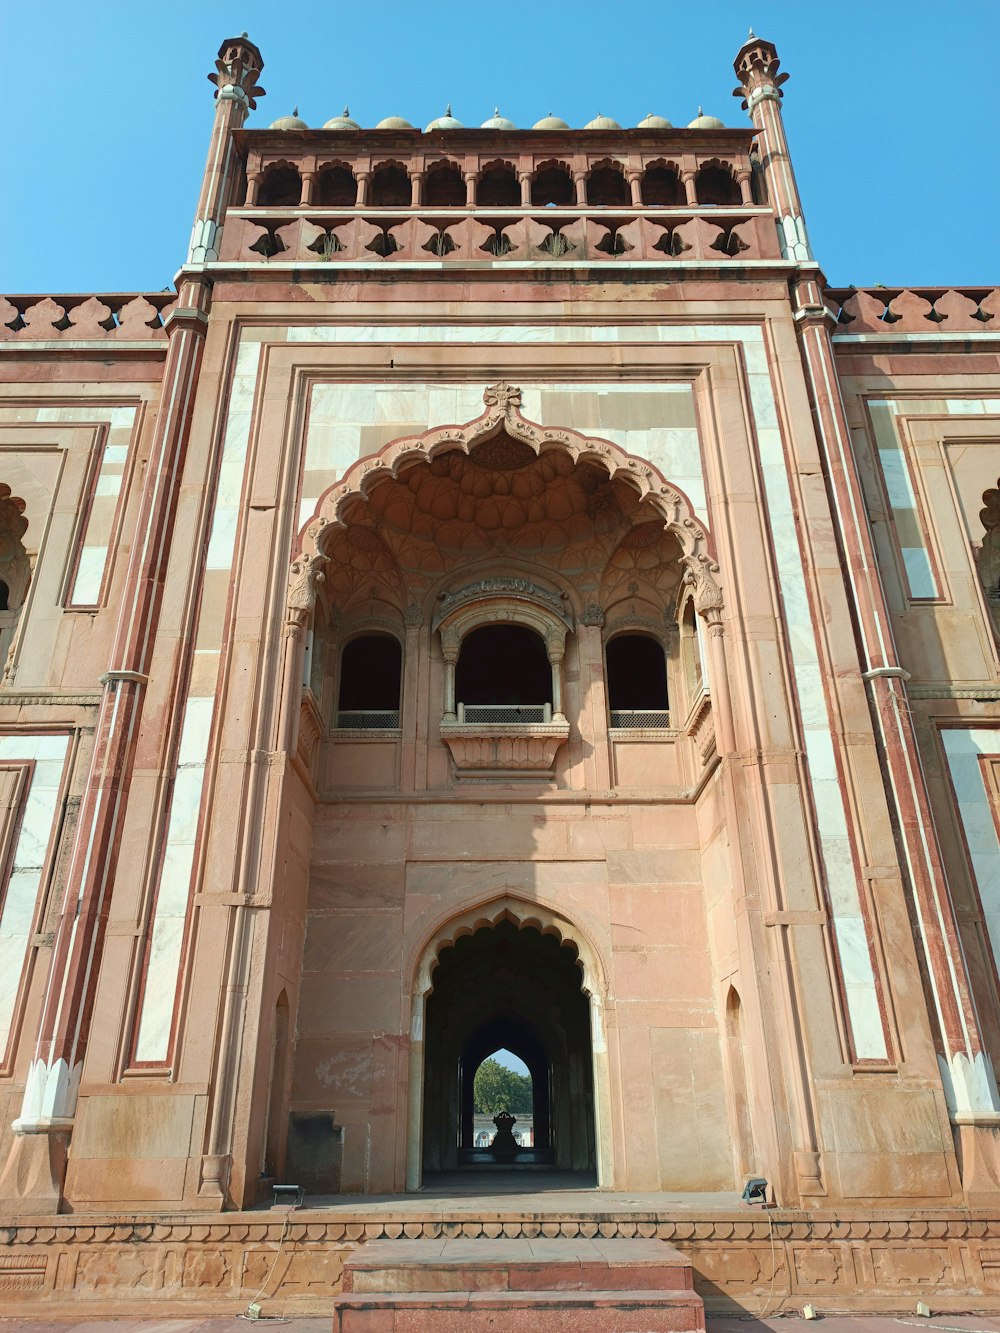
[335,710,400,730]
[610,709,671,729]
[459,704,549,724]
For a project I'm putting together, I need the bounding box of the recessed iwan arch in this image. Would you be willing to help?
[403,892,615,1190]
[288,381,723,623]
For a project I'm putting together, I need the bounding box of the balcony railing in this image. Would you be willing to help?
[610,709,672,728]
[217,207,780,266]
[335,709,400,730]
[457,703,551,724]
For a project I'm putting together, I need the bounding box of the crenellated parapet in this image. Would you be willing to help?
[0,293,174,342]
[825,285,1000,334]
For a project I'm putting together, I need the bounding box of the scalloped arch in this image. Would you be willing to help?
[295,384,718,592]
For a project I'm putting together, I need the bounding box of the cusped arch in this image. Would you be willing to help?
[410,893,609,1004]
[293,382,720,616]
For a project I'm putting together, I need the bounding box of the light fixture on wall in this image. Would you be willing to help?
[740,1176,768,1205]
[272,1182,304,1209]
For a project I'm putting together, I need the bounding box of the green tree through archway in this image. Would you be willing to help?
[473,1057,532,1115]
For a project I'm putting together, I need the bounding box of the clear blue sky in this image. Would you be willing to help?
[3,1,997,294]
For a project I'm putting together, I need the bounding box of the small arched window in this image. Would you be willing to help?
[586,164,629,207]
[531,163,573,207]
[370,163,410,207]
[258,163,302,207]
[425,161,465,207]
[456,625,552,723]
[606,634,669,727]
[337,633,402,729]
[316,163,357,207]
[477,162,519,207]
[680,598,705,701]
[695,162,740,207]
[642,163,683,206]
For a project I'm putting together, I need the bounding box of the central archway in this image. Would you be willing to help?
[406,898,612,1190]
[422,917,596,1180]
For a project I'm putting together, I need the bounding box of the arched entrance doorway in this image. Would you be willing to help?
[420,916,597,1182]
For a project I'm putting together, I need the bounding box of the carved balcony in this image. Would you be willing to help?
[440,711,570,780]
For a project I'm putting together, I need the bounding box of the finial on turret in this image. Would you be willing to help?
[445,103,453,116]
[208,35,265,109]
[748,26,755,38]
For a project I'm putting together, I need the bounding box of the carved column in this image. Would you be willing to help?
[463,171,476,206]
[580,605,611,791]
[573,170,587,205]
[681,167,697,206]
[356,171,371,206]
[441,633,458,722]
[300,169,316,206]
[409,172,424,207]
[518,170,532,205]
[547,637,566,723]
[627,170,642,206]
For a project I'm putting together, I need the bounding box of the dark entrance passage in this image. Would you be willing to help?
[422,918,596,1180]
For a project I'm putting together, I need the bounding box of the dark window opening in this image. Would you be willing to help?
[258,164,301,207]
[456,625,551,718]
[316,164,356,207]
[586,165,629,207]
[531,165,573,207]
[477,165,519,207]
[337,634,402,728]
[0,581,8,612]
[642,165,683,206]
[425,163,465,207]
[695,163,740,207]
[370,164,410,207]
[606,634,669,727]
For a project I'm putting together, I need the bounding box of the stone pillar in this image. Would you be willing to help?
[441,635,458,721]
[627,170,642,206]
[463,171,476,206]
[300,169,316,206]
[732,33,811,260]
[400,604,422,790]
[736,166,753,205]
[409,172,423,207]
[579,607,611,791]
[573,170,587,206]
[547,637,566,723]
[681,168,697,206]
[0,34,264,1217]
[518,170,532,205]
[792,275,1000,1133]
[356,171,370,206]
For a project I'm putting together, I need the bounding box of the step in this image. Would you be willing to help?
[342,1237,694,1295]
[334,1287,704,1333]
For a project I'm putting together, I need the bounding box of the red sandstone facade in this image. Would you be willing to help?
[0,31,999,1314]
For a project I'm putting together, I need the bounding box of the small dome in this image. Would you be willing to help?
[425,104,465,131]
[481,107,517,130]
[533,112,569,130]
[270,107,307,130]
[637,111,673,130]
[323,105,360,131]
[585,112,622,130]
[687,106,725,129]
[376,115,414,130]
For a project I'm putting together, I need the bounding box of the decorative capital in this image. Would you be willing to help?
[208,35,265,110]
[580,604,605,628]
[287,553,327,623]
[403,602,424,628]
[483,381,522,417]
[682,554,724,618]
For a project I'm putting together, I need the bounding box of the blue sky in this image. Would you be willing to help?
[3,1,998,294]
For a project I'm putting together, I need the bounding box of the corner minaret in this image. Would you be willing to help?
[732,32,811,262]
[189,34,265,263]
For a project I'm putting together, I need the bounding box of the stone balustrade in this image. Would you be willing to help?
[826,286,1000,333]
[218,207,780,265]
[0,293,174,342]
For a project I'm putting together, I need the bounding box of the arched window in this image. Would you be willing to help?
[477,162,519,207]
[606,633,669,727]
[531,163,573,207]
[695,161,740,207]
[680,597,705,701]
[456,625,552,722]
[642,162,683,206]
[258,162,302,207]
[425,161,465,207]
[336,633,402,729]
[0,487,30,679]
[370,162,410,207]
[316,163,357,207]
[586,163,629,207]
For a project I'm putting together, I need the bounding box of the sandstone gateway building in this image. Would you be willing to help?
[0,30,999,1316]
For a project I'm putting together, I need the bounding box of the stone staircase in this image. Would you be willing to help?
[332,1236,706,1332]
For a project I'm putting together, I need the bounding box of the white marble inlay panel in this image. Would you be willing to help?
[0,733,70,1057]
[942,729,1000,980]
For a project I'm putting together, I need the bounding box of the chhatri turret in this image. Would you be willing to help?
[732,31,811,262]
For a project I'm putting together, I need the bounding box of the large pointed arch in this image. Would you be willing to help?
[288,382,721,620]
[403,891,614,1190]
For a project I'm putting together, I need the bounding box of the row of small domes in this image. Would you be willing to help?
[269,106,727,132]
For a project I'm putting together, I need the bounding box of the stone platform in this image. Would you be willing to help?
[4,1191,1000,1318]
[333,1237,705,1332]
